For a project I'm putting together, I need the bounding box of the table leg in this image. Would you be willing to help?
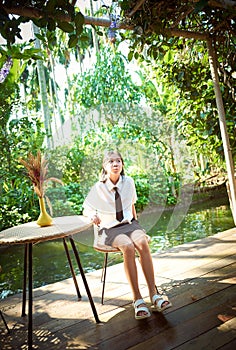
[69,237,100,323]
[28,243,33,350]
[63,238,82,300]
[21,244,28,317]
[0,310,10,333]
[21,243,33,348]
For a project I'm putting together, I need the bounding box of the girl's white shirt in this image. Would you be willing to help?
[83,175,137,229]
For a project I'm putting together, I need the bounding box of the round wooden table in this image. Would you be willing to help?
[0,215,100,349]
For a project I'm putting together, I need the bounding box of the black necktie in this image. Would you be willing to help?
[114,187,124,222]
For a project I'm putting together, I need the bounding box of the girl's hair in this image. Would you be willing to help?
[100,150,125,182]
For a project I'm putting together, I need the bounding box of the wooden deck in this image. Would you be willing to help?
[1,228,236,350]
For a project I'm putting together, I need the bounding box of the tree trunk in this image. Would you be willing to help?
[48,52,65,139]
[32,23,53,149]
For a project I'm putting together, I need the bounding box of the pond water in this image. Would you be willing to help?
[0,193,234,299]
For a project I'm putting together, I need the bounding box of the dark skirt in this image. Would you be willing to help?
[98,219,145,247]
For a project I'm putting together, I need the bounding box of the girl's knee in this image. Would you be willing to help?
[121,242,136,255]
[135,238,149,253]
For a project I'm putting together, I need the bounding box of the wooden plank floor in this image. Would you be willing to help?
[1,228,236,350]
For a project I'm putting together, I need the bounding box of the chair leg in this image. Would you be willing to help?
[100,253,106,283]
[101,253,108,305]
[0,310,10,333]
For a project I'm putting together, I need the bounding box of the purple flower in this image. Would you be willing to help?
[0,57,13,83]
[108,20,117,43]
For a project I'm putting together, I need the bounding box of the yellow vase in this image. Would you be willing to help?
[36,197,53,227]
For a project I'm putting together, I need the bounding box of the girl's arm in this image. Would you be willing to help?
[83,206,101,226]
[132,204,138,220]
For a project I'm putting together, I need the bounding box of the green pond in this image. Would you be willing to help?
[0,193,234,299]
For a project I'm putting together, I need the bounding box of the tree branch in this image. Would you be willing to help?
[127,0,146,17]
[2,5,132,29]
[167,28,208,41]
[2,5,47,20]
[84,15,132,29]
[1,5,209,41]
[208,0,236,9]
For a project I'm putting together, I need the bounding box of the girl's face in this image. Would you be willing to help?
[104,153,123,178]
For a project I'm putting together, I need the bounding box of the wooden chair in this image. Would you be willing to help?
[0,266,10,333]
[93,233,151,304]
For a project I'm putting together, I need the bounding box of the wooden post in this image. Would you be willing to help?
[207,39,236,225]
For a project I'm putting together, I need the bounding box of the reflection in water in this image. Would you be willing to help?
[149,203,233,253]
[0,196,234,298]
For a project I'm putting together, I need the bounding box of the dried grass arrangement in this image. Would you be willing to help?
[19,150,63,226]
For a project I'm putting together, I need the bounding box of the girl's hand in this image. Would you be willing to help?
[91,215,101,226]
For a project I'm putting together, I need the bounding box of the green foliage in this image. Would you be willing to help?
[0,161,42,230]
[0,202,34,231]
[137,40,235,174]
[45,180,85,217]
[1,1,85,48]
[0,73,45,229]
[0,43,42,61]
[64,183,85,214]
[0,157,42,230]
[119,4,236,166]
[46,146,94,216]
[72,45,142,109]
[45,186,78,217]
[130,173,150,211]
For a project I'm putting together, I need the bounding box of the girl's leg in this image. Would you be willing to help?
[132,230,170,308]
[113,234,149,317]
[131,231,156,296]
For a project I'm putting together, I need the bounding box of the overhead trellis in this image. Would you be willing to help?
[0,0,236,223]
[1,0,236,44]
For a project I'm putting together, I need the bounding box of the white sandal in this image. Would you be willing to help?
[133,299,151,320]
[151,294,172,312]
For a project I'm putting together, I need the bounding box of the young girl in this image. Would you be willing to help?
[83,150,172,320]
